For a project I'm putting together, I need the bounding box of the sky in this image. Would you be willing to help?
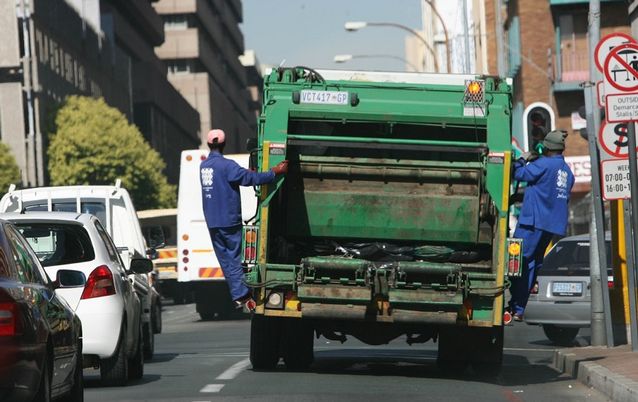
[241,0,426,72]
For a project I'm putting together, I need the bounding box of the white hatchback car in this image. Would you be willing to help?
[0,212,150,386]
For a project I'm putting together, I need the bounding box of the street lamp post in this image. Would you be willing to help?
[423,0,451,73]
[333,54,421,72]
[344,21,440,73]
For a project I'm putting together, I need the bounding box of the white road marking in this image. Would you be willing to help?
[216,358,251,380]
[200,384,224,393]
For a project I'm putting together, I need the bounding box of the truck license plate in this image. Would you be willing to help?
[300,90,349,105]
[552,282,583,296]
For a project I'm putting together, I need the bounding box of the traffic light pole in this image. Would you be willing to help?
[587,0,614,347]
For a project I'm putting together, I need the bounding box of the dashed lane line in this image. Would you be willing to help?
[216,358,251,380]
[199,384,225,393]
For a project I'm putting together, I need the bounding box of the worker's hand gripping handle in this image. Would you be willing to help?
[271,160,289,175]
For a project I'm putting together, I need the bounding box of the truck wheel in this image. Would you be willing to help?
[143,323,155,359]
[100,326,129,386]
[129,326,144,380]
[543,325,579,346]
[437,327,469,374]
[283,319,314,371]
[250,314,282,370]
[469,326,503,376]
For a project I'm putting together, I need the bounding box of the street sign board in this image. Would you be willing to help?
[595,32,636,72]
[603,43,638,92]
[606,93,638,122]
[598,121,637,158]
[601,158,633,200]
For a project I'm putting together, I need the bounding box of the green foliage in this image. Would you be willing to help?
[0,142,21,196]
[48,96,176,209]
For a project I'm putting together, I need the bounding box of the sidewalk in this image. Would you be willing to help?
[552,344,638,402]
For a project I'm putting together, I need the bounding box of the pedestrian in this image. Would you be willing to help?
[506,130,575,323]
[200,129,288,310]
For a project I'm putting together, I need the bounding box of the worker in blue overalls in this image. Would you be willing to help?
[200,129,288,310]
[506,130,575,323]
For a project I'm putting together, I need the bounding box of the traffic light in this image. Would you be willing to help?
[524,103,553,153]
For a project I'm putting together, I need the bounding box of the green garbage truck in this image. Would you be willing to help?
[243,67,520,372]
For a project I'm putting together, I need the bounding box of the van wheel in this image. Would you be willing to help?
[250,315,282,370]
[143,323,154,359]
[129,326,144,380]
[283,319,314,371]
[34,356,51,402]
[543,325,579,346]
[100,326,128,386]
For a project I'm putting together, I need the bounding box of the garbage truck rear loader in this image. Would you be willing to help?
[245,68,517,372]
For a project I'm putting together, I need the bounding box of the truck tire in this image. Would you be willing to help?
[543,324,579,346]
[129,325,144,380]
[100,326,128,386]
[143,323,155,359]
[283,319,314,371]
[437,326,469,374]
[469,326,504,376]
[250,314,282,370]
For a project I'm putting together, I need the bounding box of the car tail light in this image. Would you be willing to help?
[81,265,116,299]
[0,302,17,336]
[530,281,539,294]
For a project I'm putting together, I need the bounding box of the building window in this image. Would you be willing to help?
[164,15,189,30]
[167,60,195,74]
[558,13,589,82]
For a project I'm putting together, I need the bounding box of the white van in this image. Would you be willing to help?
[177,151,258,319]
[0,180,161,358]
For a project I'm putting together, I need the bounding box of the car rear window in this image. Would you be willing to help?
[14,223,95,267]
[24,201,107,227]
[541,239,612,276]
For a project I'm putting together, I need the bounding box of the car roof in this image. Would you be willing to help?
[0,211,95,225]
[557,233,611,242]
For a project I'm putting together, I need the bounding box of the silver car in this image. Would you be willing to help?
[524,234,612,346]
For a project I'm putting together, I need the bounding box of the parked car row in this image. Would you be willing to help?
[0,182,161,400]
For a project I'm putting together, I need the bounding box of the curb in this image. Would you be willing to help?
[553,349,638,402]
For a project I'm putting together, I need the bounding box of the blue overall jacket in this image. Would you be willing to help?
[200,152,275,228]
[514,154,575,236]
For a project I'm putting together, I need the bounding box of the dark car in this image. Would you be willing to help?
[524,234,613,345]
[0,220,83,401]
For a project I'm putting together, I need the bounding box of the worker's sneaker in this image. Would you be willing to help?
[235,297,256,312]
[503,310,513,325]
[513,313,524,322]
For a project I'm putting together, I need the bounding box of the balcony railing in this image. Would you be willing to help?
[551,37,590,87]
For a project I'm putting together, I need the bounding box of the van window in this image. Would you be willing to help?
[24,201,107,226]
[15,223,95,267]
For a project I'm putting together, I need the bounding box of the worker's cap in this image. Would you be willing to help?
[207,129,225,144]
[543,130,567,151]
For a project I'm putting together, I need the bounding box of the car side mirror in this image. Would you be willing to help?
[54,270,86,289]
[129,258,153,274]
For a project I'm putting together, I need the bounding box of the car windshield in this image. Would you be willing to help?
[541,239,612,276]
[23,201,107,226]
[14,223,95,267]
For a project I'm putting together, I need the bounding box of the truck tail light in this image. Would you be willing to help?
[608,276,614,289]
[81,266,116,299]
[506,238,523,277]
[242,225,259,264]
[0,302,17,336]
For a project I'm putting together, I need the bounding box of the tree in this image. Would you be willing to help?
[48,96,176,209]
[0,142,21,196]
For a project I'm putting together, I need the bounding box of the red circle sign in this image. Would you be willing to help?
[598,120,638,158]
[595,32,636,72]
[604,43,638,92]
